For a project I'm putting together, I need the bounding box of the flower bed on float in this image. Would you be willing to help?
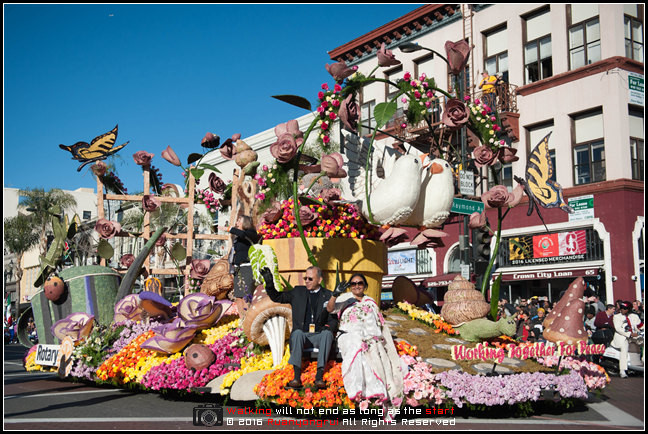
[23,297,609,418]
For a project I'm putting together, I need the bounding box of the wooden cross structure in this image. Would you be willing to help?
[95,165,255,295]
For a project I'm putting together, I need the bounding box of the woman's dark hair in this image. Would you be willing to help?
[349,273,368,286]
[239,215,253,230]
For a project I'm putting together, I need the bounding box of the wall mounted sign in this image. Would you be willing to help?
[387,249,417,275]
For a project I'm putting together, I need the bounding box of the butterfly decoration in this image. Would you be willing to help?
[514,132,573,231]
[59,125,129,172]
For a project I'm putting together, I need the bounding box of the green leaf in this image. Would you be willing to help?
[271,94,312,111]
[97,239,114,260]
[374,101,397,128]
[187,153,202,165]
[197,163,221,173]
[489,273,502,321]
[190,168,205,181]
[171,242,187,261]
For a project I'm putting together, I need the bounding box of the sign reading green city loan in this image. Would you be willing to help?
[451,198,484,215]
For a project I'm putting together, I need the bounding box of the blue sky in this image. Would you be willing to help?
[4,3,420,195]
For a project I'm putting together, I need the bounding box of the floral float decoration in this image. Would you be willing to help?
[51,312,95,343]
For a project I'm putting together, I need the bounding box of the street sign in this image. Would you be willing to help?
[451,197,484,215]
[459,170,475,196]
[568,195,594,221]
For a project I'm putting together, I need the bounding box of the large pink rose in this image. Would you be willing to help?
[270,134,299,164]
[320,153,347,179]
[262,201,283,224]
[190,259,211,280]
[473,145,499,168]
[377,43,401,67]
[298,206,318,226]
[95,218,121,239]
[339,94,359,134]
[481,185,513,209]
[442,98,469,129]
[497,146,519,164]
[161,146,181,166]
[208,172,226,195]
[445,40,471,75]
[325,61,355,82]
[468,211,487,229]
[133,151,154,167]
[142,194,161,212]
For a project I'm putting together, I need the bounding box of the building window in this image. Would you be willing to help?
[568,5,600,69]
[487,162,514,190]
[624,5,644,62]
[83,210,91,220]
[572,110,605,185]
[414,54,443,123]
[483,26,508,80]
[527,121,556,181]
[360,100,376,133]
[524,8,552,84]
[630,107,644,180]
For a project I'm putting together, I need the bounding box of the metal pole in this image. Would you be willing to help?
[459,70,470,274]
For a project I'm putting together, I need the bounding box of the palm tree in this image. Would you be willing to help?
[3,214,40,321]
[19,188,77,257]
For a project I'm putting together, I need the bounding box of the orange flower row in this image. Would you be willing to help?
[395,340,419,357]
[255,361,354,410]
[96,330,155,382]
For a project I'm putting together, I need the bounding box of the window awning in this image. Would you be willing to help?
[422,273,460,288]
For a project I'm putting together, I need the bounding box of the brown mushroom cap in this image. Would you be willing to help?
[242,284,292,346]
[543,277,585,329]
[543,297,587,346]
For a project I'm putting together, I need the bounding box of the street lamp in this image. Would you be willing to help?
[398,42,449,65]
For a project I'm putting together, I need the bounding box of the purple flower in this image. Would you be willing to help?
[51,312,95,343]
[140,317,199,354]
[177,294,230,330]
[138,291,173,319]
[113,294,142,323]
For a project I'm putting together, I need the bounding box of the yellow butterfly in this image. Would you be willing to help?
[514,132,573,230]
[59,125,129,171]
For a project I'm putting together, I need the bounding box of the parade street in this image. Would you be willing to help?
[4,343,643,431]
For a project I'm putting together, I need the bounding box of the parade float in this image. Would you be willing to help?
[20,39,610,419]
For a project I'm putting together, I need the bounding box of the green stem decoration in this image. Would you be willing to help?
[481,207,502,296]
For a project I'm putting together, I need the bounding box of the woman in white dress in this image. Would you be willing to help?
[327,273,403,417]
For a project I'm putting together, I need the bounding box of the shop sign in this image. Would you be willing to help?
[568,195,594,221]
[508,230,587,266]
[387,249,417,275]
[498,267,599,282]
[451,198,484,215]
[628,72,644,106]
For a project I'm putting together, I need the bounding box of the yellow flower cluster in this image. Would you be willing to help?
[198,317,240,345]
[397,301,441,323]
[24,351,57,372]
[219,343,290,395]
[122,352,181,384]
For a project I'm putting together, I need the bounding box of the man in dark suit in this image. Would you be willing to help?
[261,266,337,390]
